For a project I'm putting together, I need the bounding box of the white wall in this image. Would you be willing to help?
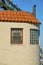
[0,22,40,65]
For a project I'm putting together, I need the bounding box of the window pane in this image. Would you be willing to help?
[11,28,23,44]
[30,29,39,44]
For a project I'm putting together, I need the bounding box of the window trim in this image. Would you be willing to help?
[10,28,23,45]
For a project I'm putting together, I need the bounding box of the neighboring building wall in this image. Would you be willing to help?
[40,48,43,65]
[0,22,40,65]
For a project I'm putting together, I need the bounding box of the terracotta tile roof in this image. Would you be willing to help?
[0,10,40,24]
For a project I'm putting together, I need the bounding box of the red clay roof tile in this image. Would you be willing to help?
[0,10,40,24]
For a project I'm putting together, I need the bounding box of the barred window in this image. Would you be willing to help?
[11,28,23,44]
[30,29,39,44]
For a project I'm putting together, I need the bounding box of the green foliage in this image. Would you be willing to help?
[0,2,14,10]
[0,0,21,10]
[6,0,21,10]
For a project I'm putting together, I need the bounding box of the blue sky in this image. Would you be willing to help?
[11,0,43,48]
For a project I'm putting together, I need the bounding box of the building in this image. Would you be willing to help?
[0,6,41,65]
[40,48,43,65]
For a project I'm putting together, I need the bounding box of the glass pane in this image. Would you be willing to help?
[30,29,39,44]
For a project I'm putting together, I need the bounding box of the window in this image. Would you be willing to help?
[40,56,41,59]
[11,28,23,44]
[30,29,39,44]
[41,54,43,59]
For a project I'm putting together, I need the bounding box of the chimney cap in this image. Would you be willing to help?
[34,5,36,7]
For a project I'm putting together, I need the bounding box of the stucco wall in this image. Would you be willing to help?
[0,22,40,65]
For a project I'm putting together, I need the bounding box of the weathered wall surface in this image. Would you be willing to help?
[0,22,40,65]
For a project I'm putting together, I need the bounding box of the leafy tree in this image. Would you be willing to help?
[0,0,21,10]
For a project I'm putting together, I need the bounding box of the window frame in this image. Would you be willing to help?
[30,29,39,44]
[10,28,23,44]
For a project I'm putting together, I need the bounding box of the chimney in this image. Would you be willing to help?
[32,5,36,17]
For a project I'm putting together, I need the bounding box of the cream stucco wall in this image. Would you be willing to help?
[0,22,40,65]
